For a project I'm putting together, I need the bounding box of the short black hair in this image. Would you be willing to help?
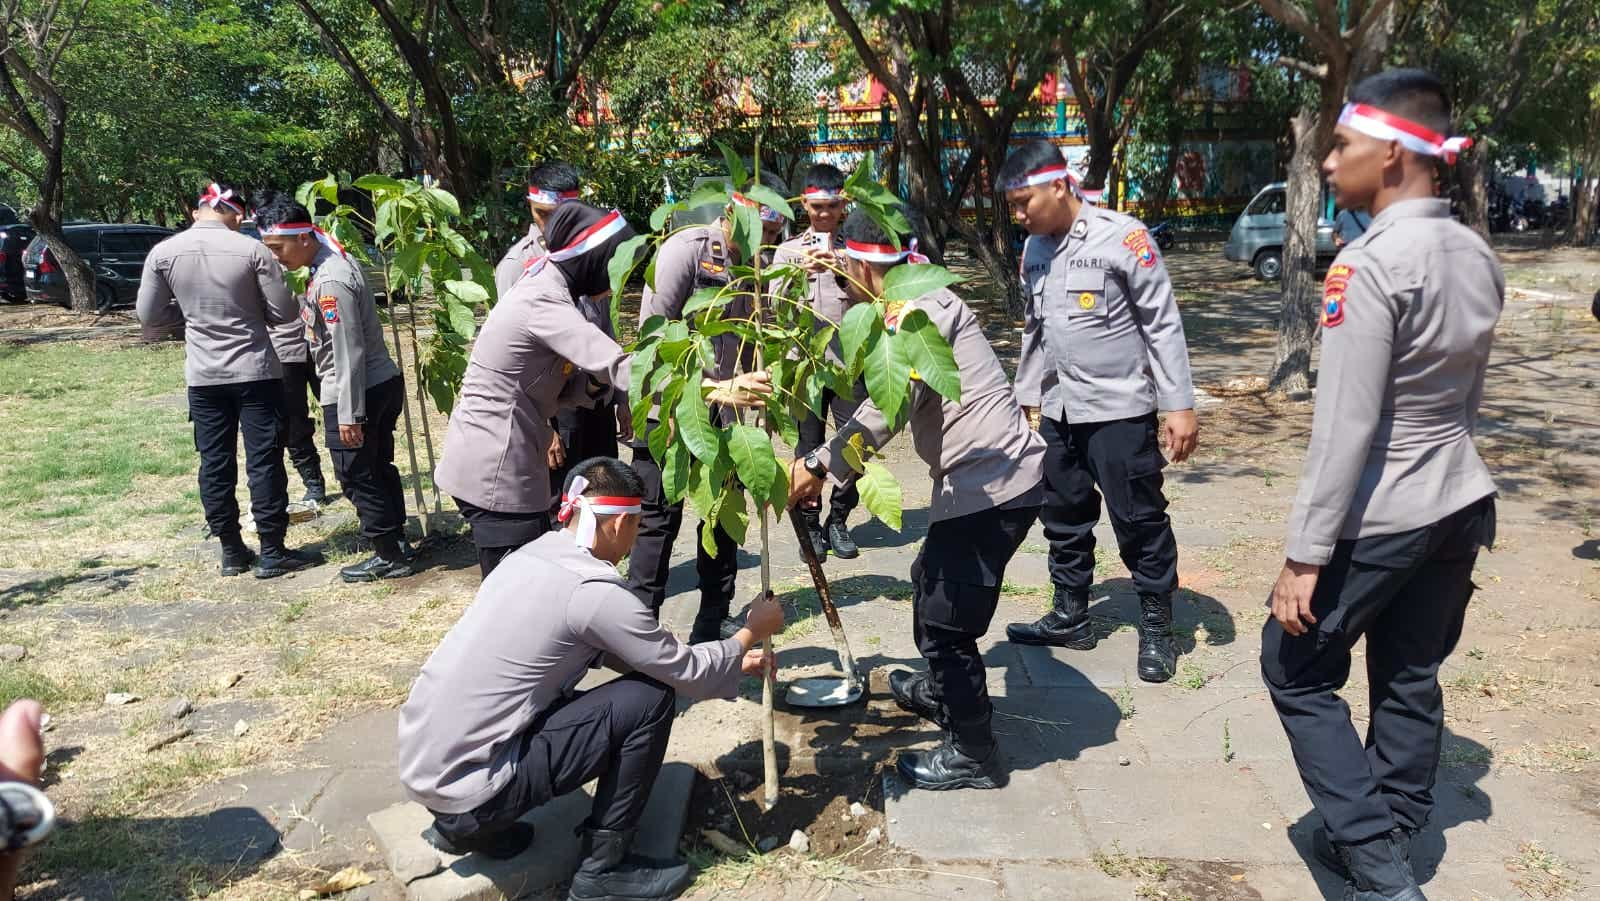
[565,456,645,507]
[1349,68,1452,138]
[997,140,1066,190]
[529,160,581,193]
[802,163,846,193]
[838,205,924,262]
[253,193,312,230]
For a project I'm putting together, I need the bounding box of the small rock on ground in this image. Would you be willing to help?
[0,644,26,662]
[166,697,195,720]
[104,692,139,706]
[849,801,867,818]
[788,830,809,854]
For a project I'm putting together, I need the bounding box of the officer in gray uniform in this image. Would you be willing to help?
[256,195,410,584]
[137,180,320,578]
[789,208,1046,792]
[628,193,785,642]
[772,163,865,560]
[269,316,327,508]
[998,140,1199,684]
[1262,70,1500,901]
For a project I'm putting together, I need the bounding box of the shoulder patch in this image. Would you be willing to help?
[1321,264,1353,328]
[318,295,340,324]
[1122,229,1158,268]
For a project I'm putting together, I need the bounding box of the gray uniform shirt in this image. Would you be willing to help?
[494,223,544,298]
[1285,198,1502,565]
[398,530,745,814]
[772,229,848,365]
[269,320,309,365]
[1016,204,1195,422]
[136,220,299,387]
[435,264,630,513]
[640,222,754,426]
[813,288,1046,522]
[302,249,402,425]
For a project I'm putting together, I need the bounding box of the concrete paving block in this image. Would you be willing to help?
[1071,762,1299,864]
[369,763,696,900]
[990,687,1139,768]
[176,768,336,866]
[297,708,401,770]
[282,768,408,862]
[882,764,1095,861]
[1123,690,1291,763]
[1000,862,1138,900]
[1237,862,1347,901]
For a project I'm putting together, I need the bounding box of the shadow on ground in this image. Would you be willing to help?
[22,807,278,898]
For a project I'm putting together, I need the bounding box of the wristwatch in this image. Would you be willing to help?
[803,450,828,479]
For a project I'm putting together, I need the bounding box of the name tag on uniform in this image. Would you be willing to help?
[700,260,725,274]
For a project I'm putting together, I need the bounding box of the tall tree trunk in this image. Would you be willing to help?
[1268,104,1333,398]
[1568,104,1600,247]
[1084,113,1118,190]
[1457,146,1490,239]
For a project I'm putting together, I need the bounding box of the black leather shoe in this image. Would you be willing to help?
[340,553,415,583]
[1336,830,1428,901]
[825,515,859,559]
[887,670,944,727]
[1316,826,1416,880]
[896,740,1007,791]
[1136,592,1178,683]
[220,542,257,577]
[689,611,738,644]
[567,826,691,901]
[300,482,327,506]
[798,507,829,561]
[423,822,535,860]
[254,545,324,579]
[1006,587,1097,649]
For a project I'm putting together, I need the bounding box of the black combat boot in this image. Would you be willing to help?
[688,601,735,645]
[340,536,415,583]
[254,536,324,580]
[896,716,1006,791]
[219,534,257,577]
[798,503,829,561]
[1335,830,1428,901]
[1315,825,1416,880]
[566,825,692,901]
[1005,586,1097,649]
[299,478,327,507]
[888,669,944,727]
[824,512,859,559]
[422,821,535,860]
[1136,592,1178,683]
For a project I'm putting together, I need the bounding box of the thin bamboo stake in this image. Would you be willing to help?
[787,507,861,694]
[388,281,431,537]
[758,506,778,812]
[404,280,441,519]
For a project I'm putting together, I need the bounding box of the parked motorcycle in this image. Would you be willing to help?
[1149,220,1176,251]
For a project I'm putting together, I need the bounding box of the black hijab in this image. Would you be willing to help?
[543,202,638,297]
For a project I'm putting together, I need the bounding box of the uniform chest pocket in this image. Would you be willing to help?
[1063,270,1108,319]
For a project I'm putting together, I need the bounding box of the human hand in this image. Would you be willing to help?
[339,423,364,448]
[547,432,566,469]
[1270,560,1321,637]
[709,371,772,408]
[740,648,775,678]
[800,249,834,275]
[787,458,824,508]
[615,403,634,443]
[0,699,47,894]
[745,590,784,640]
[1163,409,1198,463]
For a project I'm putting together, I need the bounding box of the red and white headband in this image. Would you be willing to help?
[841,238,929,265]
[523,210,630,280]
[556,475,643,549]
[732,192,785,223]
[802,185,845,202]
[1338,103,1472,163]
[260,221,346,258]
[199,183,245,216]
[528,185,581,206]
[1003,163,1104,204]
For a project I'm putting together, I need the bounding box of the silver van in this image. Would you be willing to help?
[1223,182,1339,280]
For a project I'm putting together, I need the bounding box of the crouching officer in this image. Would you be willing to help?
[256,195,412,583]
[400,456,782,901]
[136,180,321,578]
[628,189,785,641]
[773,163,866,560]
[1261,69,1500,901]
[788,208,1046,791]
[998,140,1199,683]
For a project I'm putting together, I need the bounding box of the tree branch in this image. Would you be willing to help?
[1276,55,1329,81]
[290,0,427,166]
[549,0,622,108]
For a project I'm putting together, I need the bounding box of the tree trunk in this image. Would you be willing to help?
[1268,105,1331,399]
[1457,146,1490,239]
[1084,116,1117,191]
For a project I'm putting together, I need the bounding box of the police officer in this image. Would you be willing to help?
[137,181,322,578]
[438,202,769,579]
[772,163,865,560]
[493,160,581,296]
[269,307,328,511]
[998,140,1199,684]
[256,195,410,583]
[788,208,1046,791]
[1262,70,1499,901]
[628,190,785,642]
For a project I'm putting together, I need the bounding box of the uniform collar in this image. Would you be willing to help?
[1370,197,1450,229]
[309,245,335,276]
[192,219,231,231]
[1050,202,1100,255]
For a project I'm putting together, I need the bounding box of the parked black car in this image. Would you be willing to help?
[21,223,175,310]
[0,223,36,302]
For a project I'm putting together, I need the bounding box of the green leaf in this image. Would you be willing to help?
[717,142,749,191]
[444,299,477,340]
[893,309,961,403]
[658,320,691,363]
[629,342,659,412]
[444,279,490,308]
[763,455,790,513]
[839,302,880,370]
[354,174,407,193]
[391,243,426,283]
[764,400,799,447]
[716,487,749,545]
[880,265,961,303]
[685,180,734,212]
[423,187,461,219]
[729,203,762,263]
[661,435,692,503]
[637,314,668,342]
[858,462,902,531]
[674,389,720,463]
[682,286,726,317]
[740,184,793,221]
[644,256,657,292]
[608,233,649,300]
[841,433,868,474]
[727,424,776,503]
[650,202,686,232]
[862,328,910,425]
